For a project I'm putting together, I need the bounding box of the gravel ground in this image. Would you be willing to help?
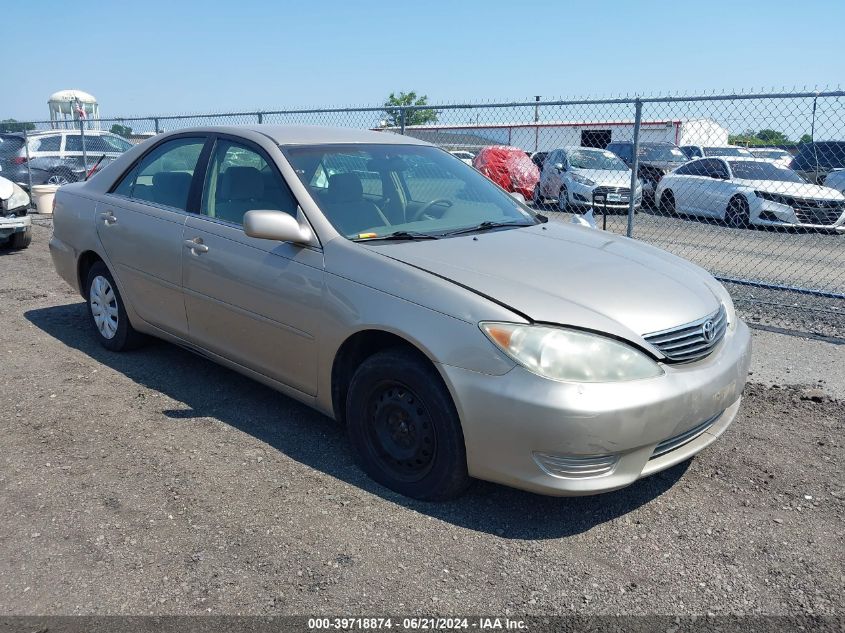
[0,222,843,617]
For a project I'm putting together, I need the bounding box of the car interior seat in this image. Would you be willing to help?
[322,173,390,235]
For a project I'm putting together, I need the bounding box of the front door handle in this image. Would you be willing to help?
[99,211,117,225]
[183,237,209,254]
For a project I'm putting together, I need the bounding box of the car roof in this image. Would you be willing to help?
[159,125,431,147]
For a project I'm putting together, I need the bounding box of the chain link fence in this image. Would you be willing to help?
[3,90,843,317]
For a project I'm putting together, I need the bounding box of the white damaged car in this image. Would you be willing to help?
[0,175,32,249]
[656,157,845,231]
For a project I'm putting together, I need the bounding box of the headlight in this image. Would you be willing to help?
[755,190,791,205]
[480,322,663,382]
[570,173,596,186]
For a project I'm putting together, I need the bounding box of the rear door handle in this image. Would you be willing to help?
[99,211,117,225]
[183,238,209,254]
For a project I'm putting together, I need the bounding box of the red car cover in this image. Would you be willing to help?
[472,146,539,200]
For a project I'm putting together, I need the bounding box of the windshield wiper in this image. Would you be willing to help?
[441,220,535,236]
[353,230,439,242]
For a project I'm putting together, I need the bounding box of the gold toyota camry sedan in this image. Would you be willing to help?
[49,125,752,500]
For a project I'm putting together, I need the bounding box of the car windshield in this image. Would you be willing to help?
[704,147,753,157]
[728,160,805,183]
[638,145,686,162]
[567,149,628,171]
[284,144,538,239]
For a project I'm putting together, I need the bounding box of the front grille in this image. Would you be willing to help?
[650,411,722,459]
[643,305,727,363]
[792,204,845,226]
[593,186,631,197]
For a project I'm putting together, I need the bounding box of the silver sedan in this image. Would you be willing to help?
[49,125,751,500]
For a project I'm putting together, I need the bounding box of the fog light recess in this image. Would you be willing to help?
[532,452,619,479]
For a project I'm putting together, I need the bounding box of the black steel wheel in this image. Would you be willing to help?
[346,348,470,500]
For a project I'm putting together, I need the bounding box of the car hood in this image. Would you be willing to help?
[734,179,845,199]
[571,168,633,188]
[362,223,720,338]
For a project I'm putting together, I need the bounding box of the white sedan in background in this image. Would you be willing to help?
[537,146,641,213]
[449,150,475,165]
[655,157,845,231]
[749,147,793,169]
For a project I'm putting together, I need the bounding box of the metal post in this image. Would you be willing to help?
[23,128,33,209]
[399,108,406,135]
[257,112,263,124]
[626,98,642,238]
[80,118,88,176]
[154,117,160,134]
[534,95,541,153]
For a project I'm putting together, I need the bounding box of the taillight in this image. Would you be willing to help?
[11,156,27,165]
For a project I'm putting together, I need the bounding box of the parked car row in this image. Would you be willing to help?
[464,138,845,232]
[0,129,132,188]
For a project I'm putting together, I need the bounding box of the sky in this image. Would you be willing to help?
[4,0,843,121]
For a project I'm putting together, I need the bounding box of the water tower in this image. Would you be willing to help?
[48,90,100,129]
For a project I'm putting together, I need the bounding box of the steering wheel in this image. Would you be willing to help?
[411,198,452,222]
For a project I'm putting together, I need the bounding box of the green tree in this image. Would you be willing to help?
[0,119,36,133]
[728,128,792,147]
[383,91,438,128]
[110,123,133,138]
[799,134,813,144]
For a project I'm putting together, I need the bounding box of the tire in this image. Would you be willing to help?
[9,227,31,250]
[346,348,470,501]
[532,184,543,208]
[659,190,676,216]
[85,261,146,352]
[46,169,75,186]
[558,185,569,212]
[726,196,750,229]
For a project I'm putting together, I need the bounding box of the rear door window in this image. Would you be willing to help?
[33,136,61,152]
[112,137,206,211]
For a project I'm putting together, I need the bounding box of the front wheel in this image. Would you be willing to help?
[726,196,750,229]
[346,348,470,501]
[86,262,146,351]
[558,185,569,212]
[9,228,32,250]
[659,190,676,216]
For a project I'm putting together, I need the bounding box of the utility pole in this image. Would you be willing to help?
[534,96,541,153]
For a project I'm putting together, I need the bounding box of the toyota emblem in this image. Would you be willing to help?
[702,320,716,342]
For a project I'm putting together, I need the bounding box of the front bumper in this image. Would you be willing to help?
[0,214,31,239]
[757,199,845,232]
[440,320,752,496]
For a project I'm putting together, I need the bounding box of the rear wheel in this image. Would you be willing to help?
[85,262,146,351]
[346,348,470,501]
[659,190,676,216]
[46,169,75,186]
[726,196,750,228]
[9,228,31,250]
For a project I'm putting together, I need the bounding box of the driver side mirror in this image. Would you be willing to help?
[243,210,314,244]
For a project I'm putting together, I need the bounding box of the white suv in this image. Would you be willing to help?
[23,130,133,185]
